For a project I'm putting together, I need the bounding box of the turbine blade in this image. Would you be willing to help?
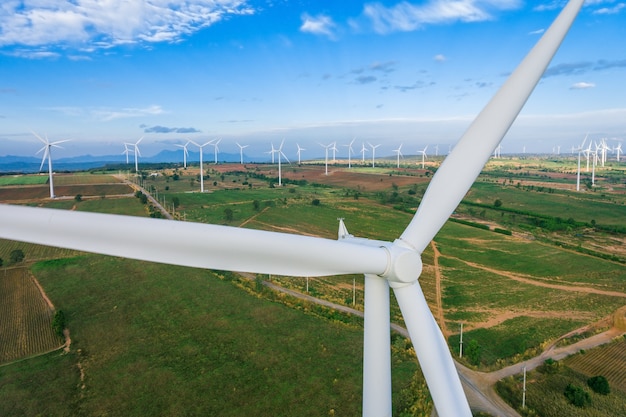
[400,0,583,253]
[0,205,388,278]
[393,281,471,416]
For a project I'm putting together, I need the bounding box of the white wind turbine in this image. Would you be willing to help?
[296,144,306,164]
[267,143,276,164]
[0,2,583,416]
[614,143,622,162]
[343,138,355,168]
[368,142,380,168]
[189,140,214,192]
[236,142,249,165]
[331,142,338,162]
[418,146,428,169]
[122,143,133,165]
[393,144,403,168]
[274,139,290,186]
[32,131,70,199]
[211,138,222,164]
[319,142,333,175]
[125,137,143,173]
[175,141,190,168]
[575,134,587,191]
[360,142,368,162]
[584,141,592,172]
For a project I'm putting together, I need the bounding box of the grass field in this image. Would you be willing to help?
[0,268,62,364]
[0,255,420,416]
[0,175,49,186]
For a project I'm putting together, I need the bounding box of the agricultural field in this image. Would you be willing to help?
[495,338,626,417]
[0,159,624,416]
[0,268,63,364]
[0,174,48,186]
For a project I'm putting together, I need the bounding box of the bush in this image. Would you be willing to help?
[311,199,320,206]
[9,249,25,263]
[564,383,591,407]
[538,358,561,374]
[52,310,66,337]
[587,375,610,395]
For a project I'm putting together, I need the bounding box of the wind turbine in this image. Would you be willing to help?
[122,143,133,165]
[236,142,249,165]
[211,139,222,164]
[343,138,355,168]
[393,144,403,168]
[267,143,276,164]
[331,142,338,162]
[125,137,143,173]
[319,142,332,175]
[296,144,306,164]
[584,141,592,172]
[367,142,380,168]
[175,141,190,168]
[0,2,584,416]
[189,140,214,192]
[574,134,587,191]
[418,146,428,169]
[32,131,69,199]
[614,143,622,162]
[360,142,368,163]
[274,139,290,186]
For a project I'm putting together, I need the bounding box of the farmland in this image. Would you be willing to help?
[0,157,625,416]
[0,268,63,363]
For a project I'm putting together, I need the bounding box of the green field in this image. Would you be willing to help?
[0,175,49,186]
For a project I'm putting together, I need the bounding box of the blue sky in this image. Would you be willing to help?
[0,0,624,160]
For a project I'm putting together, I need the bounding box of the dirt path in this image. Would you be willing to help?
[431,241,449,338]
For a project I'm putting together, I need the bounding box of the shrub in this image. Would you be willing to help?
[311,199,321,206]
[9,249,25,263]
[52,310,66,337]
[538,358,561,374]
[587,375,610,395]
[564,383,591,407]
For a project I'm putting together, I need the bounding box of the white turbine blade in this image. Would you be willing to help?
[400,0,583,253]
[38,147,49,171]
[0,205,388,278]
[281,151,291,164]
[136,136,144,145]
[393,281,471,416]
[31,130,48,145]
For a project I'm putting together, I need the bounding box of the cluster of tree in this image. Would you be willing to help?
[0,249,26,267]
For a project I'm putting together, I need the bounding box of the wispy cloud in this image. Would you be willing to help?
[543,59,626,78]
[143,125,201,134]
[359,0,522,34]
[592,2,626,15]
[0,1,255,55]
[300,13,337,39]
[93,105,165,121]
[570,82,596,89]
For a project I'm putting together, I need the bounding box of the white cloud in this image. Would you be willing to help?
[300,13,337,39]
[570,82,596,89]
[361,0,522,34]
[0,1,255,52]
[434,54,446,62]
[593,2,626,15]
[92,105,165,121]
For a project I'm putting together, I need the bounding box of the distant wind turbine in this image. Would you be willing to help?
[125,137,143,173]
[360,142,368,162]
[212,139,222,164]
[368,142,380,168]
[189,140,214,192]
[122,143,133,165]
[319,142,332,175]
[574,134,587,191]
[296,144,306,164]
[274,139,290,186]
[614,143,622,162]
[32,131,69,199]
[343,138,355,168]
[393,144,403,168]
[236,142,249,165]
[175,141,191,168]
[267,143,276,164]
[418,146,428,169]
[331,142,338,162]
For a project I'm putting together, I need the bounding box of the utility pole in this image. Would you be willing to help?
[522,365,527,409]
[459,323,464,358]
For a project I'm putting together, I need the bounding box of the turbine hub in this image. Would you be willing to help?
[381,241,422,284]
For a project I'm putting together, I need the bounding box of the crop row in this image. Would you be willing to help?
[0,268,62,364]
[0,239,78,263]
[565,338,626,393]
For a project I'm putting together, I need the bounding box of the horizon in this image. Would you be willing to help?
[1,1,625,159]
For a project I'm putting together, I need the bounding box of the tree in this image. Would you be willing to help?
[564,383,591,407]
[75,194,82,202]
[311,199,321,206]
[52,310,66,338]
[465,339,481,365]
[0,257,3,267]
[253,200,260,211]
[10,249,25,264]
[494,199,502,208]
[224,208,234,222]
[587,375,610,395]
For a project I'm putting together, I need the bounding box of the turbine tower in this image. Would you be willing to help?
[125,137,143,173]
[319,142,332,175]
[274,139,290,186]
[360,142,368,162]
[236,142,249,165]
[32,131,69,199]
[122,143,133,165]
[368,142,380,168]
[190,140,214,192]
[296,144,305,164]
[211,139,222,164]
[343,138,355,168]
[574,134,587,191]
[393,143,403,168]
[0,2,584,416]
[175,141,190,168]
[418,146,428,169]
